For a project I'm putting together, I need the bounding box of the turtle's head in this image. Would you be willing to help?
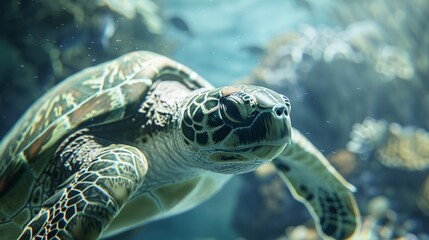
[180,85,292,174]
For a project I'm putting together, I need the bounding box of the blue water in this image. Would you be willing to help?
[163,0,308,86]
[131,1,309,238]
[1,0,428,239]
[115,1,314,239]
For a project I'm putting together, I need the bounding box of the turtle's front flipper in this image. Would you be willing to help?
[273,129,360,239]
[19,136,148,240]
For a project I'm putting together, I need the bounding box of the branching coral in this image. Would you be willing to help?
[247,24,364,87]
[378,124,429,170]
[241,24,385,151]
[347,118,388,157]
[329,0,428,84]
[242,1,429,237]
[347,118,429,170]
[374,45,414,81]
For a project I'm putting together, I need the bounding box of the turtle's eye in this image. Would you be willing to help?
[221,92,255,123]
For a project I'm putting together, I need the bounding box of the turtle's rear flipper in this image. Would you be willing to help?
[18,137,148,240]
[273,129,360,240]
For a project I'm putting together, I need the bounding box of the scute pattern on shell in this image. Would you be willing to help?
[0,51,209,177]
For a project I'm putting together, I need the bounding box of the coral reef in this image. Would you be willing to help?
[242,0,429,151]
[328,0,429,129]
[347,118,388,158]
[269,193,429,240]
[346,118,429,236]
[378,124,429,170]
[329,0,429,86]
[348,118,429,170]
[0,0,168,138]
[327,149,359,176]
[241,24,382,151]
[238,0,429,238]
[355,196,429,240]
[283,225,318,240]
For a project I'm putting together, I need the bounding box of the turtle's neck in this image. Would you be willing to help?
[131,81,206,190]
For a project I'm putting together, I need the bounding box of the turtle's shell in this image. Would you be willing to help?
[0,51,211,226]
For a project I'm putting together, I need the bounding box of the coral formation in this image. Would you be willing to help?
[327,149,358,176]
[379,124,429,170]
[239,0,429,238]
[284,225,318,240]
[245,24,364,87]
[347,118,389,158]
[242,0,429,151]
[348,118,429,170]
[241,24,382,150]
[329,0,429,85]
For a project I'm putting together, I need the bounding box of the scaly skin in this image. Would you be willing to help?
[0,51,360,239]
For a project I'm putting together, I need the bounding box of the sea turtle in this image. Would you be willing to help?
[0,51,360,239]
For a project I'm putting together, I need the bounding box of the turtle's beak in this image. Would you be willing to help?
[272,103,292,147]
[224,106,291,162]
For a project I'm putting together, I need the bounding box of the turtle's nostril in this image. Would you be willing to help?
[274,105,288,117]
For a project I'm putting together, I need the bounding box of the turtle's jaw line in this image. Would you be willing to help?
[215,143,285,154]
[246,143,288,161]
[207,143,288,163]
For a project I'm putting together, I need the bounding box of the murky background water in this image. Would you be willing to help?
[1,0,428,239]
